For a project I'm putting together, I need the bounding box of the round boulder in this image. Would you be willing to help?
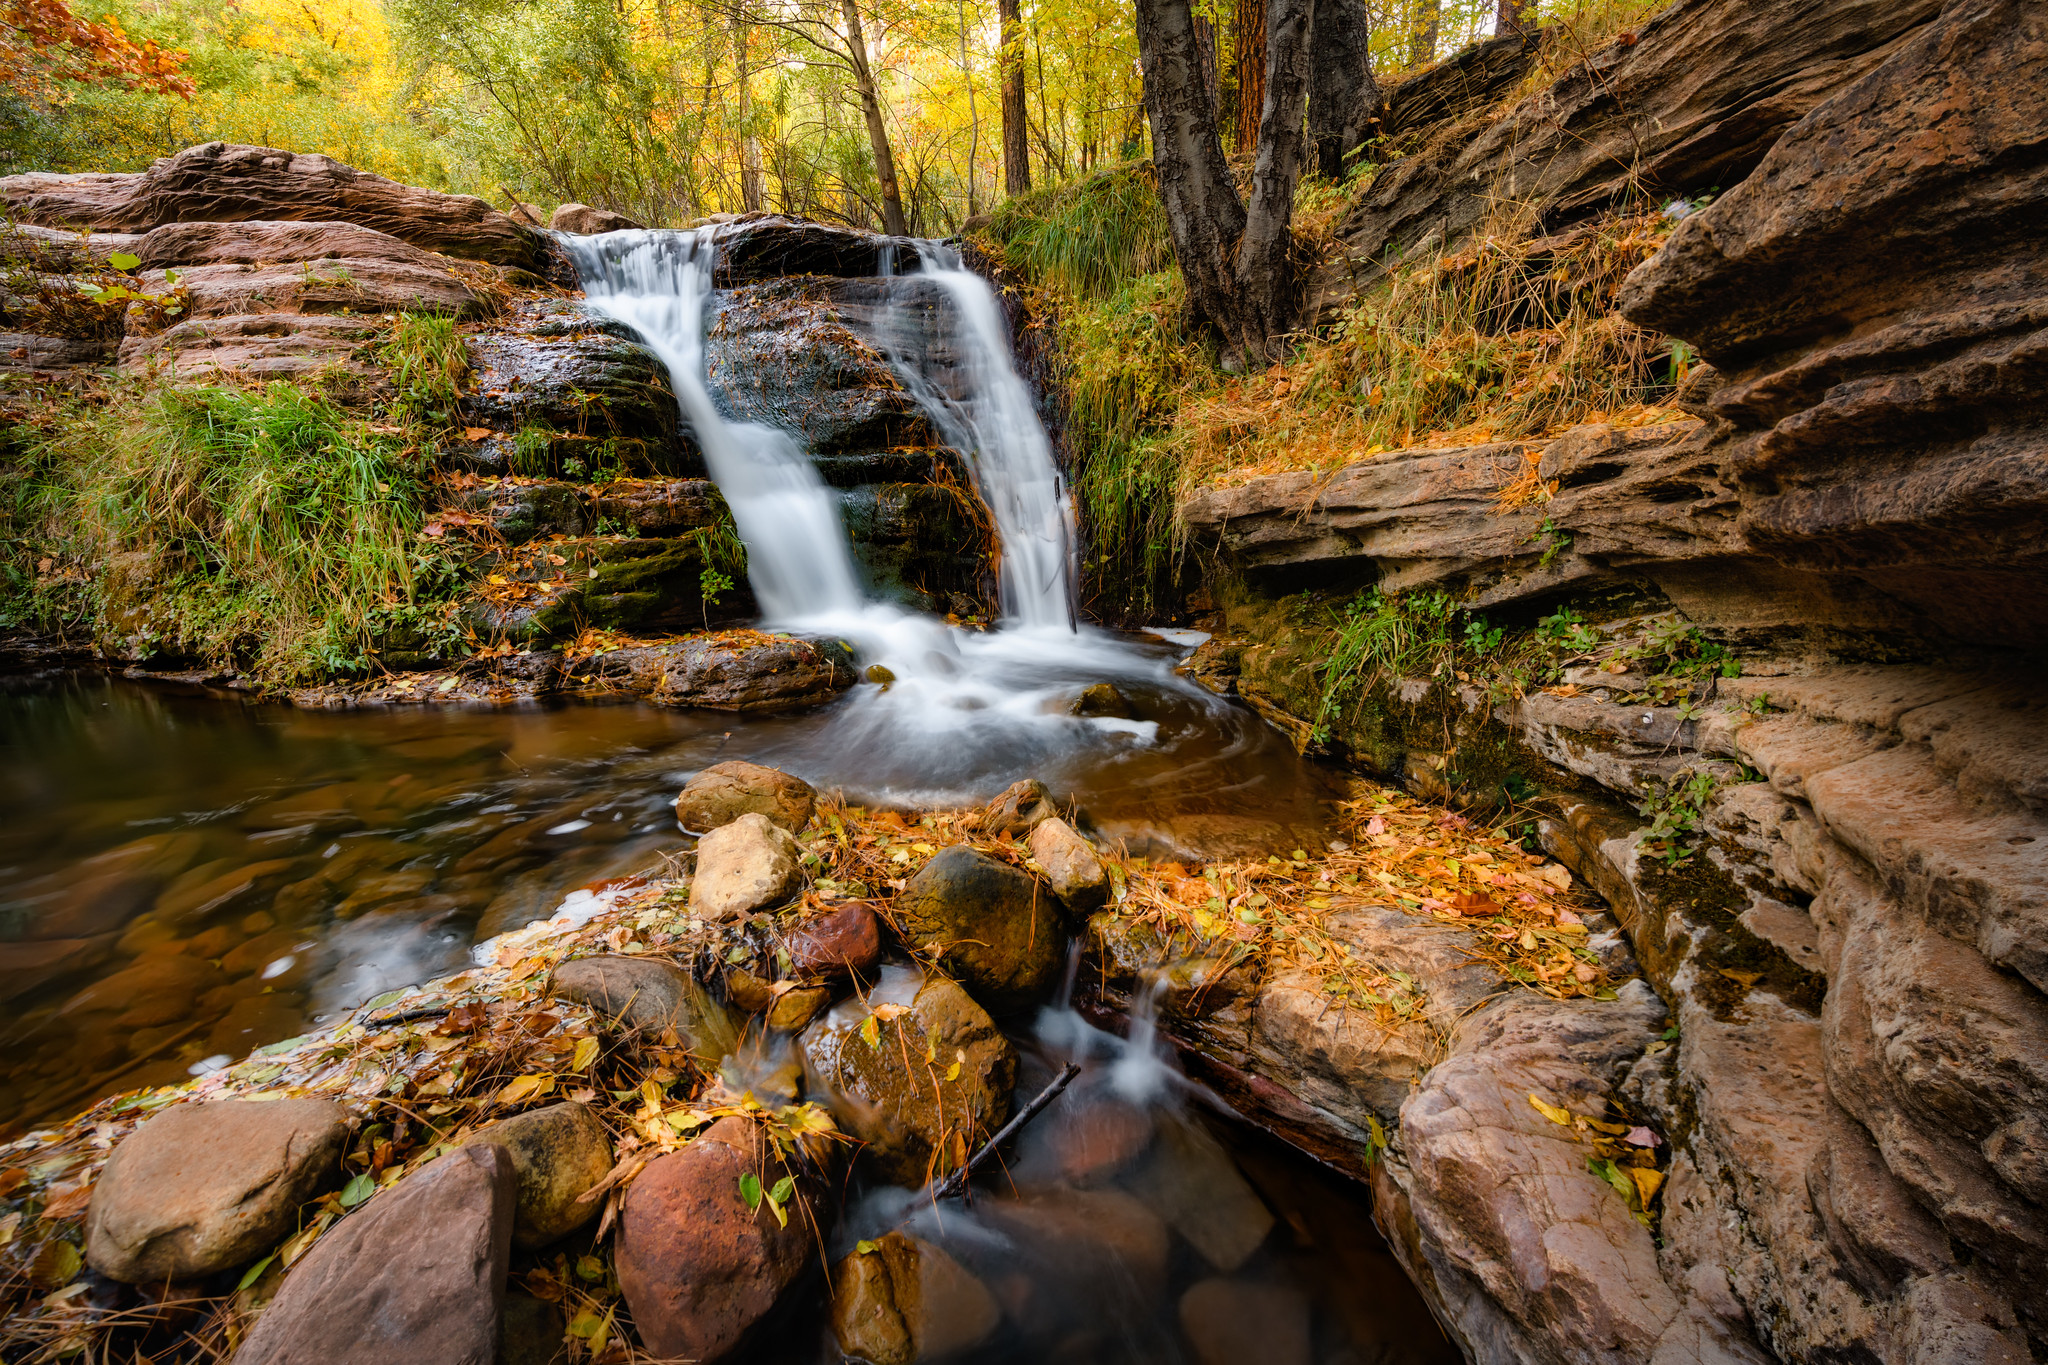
[784,900,882,981]
[86,1098,351,1284]
[892,845,1062,1013]
[1026,816,1110,914]
[475,1101,615,1248]
[980,778,1056,838]
[690,812,802,921]
[550,956,739,1063]
[674,761,816,833]
[829,1232,1000,1365]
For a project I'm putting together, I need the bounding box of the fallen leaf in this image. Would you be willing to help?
[38,1182,92,1221]
[1625,1126,1660,1147]
[1529,1093,1574,1126]
[1629,1166,1665,1205]
[1717,968,1762,987]
[463,426,494,440]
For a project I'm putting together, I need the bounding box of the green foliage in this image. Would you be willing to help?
[1307,588,1547,742]
[1623,617,1739,680]
[987,162,1170,303]
[1536,606,1600,653]
[379,314,470,429]
[1636,768,1717,868]
[511,423,557,478]
[4,380,463,681]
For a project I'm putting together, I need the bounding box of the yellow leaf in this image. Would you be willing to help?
[1717,968,1762,986]
[946,1061,962,1081]
[1529,1093,1574,1126]
[497,1074,549,1106]
[571,1036,600,1072]
[1629,1167,1665,1205]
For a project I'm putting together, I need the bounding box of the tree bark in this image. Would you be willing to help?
[1407,0,1440,68]
[1232,0,1266,156]
[1308,0,1382,180]
[1495,0,1529,35]
[840,0,910,235]
[999,0,1031,195]
[958,0,980,216]
[731,13,765,212]
[1135,0,1314,364]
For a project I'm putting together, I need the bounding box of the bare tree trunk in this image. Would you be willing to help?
[1000,0,1031,195]
[1407,0,1440,67]
[1232,0,1266,155]
[1193,12,1220,123]
[1495,0,1528,35]
[840,0,910,235]
[731,13,765,212]
[1308,0,1382,180]
[1135,0,1313,364]
[958,0,980,216]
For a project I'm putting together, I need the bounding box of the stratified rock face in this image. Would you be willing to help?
[119,313,383,381]
[613,1116,819,1364]
[891,846,1064,1013]
[85,1099,350,1283]
[711,217,927,286]
[1621,0,2048,648]
[232,1143,515,1365]
[675,760,817,833]
[131,219,445,270]
[0,142,552,272]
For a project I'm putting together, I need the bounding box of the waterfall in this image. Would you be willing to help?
[876,243,1079,630]
[563,229,866,621]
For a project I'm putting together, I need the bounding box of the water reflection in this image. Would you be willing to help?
[0,664,1332,1129]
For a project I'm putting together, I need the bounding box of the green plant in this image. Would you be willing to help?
[1636,769,1718,868]
[987,161,1171,302]
[1537,607,1601,653]
[698,566,734,631]
[1534,516,1574,568]
[510,423,555,477]
[379,313,469,429]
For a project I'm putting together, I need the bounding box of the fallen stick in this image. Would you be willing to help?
[924,1061,1081,1204]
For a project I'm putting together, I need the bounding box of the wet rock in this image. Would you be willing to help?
[131,219,446,270]
[462,302,689,467]
[1123,1116,1273,1274]
[674,760,817,834]
[590,477,728,537]
[798,969,1016,1184]
[446,478,592,544]
[614,1116,820,1363]
[784,900,883,981]
[1026,816,1109,914]
[0,141,553,271]
[1179,1279,1311,1365]
[892,845,1062,1014]
[829,1232,1001,1365]
[766,984,831,1032]
[724,967,776,1014]
[463,538,736,641]
[981,777,1057,838]
[86,1098,350,1283]
[1039,1094,1154,1187]
[63,953,223,1023]
[233,1143,515,1365]
[1072,683,1134,719]
[980,1187,1171,1308]
[710,217,926,285]
[839,482,990,611]
[475,1102,614,1249]
[549,203,644,234]
[575,634,858,711]
[689,812,802,920]
[497,1294,564,1365]
[550,956,739,1062]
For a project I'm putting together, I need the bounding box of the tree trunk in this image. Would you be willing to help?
[840,0,909,235]
[1495,0,1528,35]
[1232,0,1266,155]
[731,14,765,212]
[958,0,980,216]
[1135,0,1313,364]
[1407,0,1440,67]
[1308,0,1382,180]
[1000,0,1031,195]
[1193,12,1220,123]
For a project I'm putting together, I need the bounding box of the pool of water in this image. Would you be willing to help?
[0,655,1334,1131]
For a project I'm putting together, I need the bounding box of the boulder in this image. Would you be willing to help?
[689,812,802,920]
[461,302,688,462]
[474,1102,614,1249]
[614,1116,820,1363]
[798,969,1016,1184]
[549,202,646,234]
[1122,1117,1273,1274]
[576,635,858,711]
[549,956,739,1062]
[85,1098,351,1283]
[159,257,482,320]
[784,900,883,981]
[674,760,817,834]
[1072,682,1135,718]
[1026,816,1109,913]
[980,777,1056,837]
[828,1232,1001,1365]
[0,142,553,272]
[231,1143,515,1365]
[131,219,444,269]
[978,1186,1172,1308]
[891,845,1063,1014]
[766,984,832,1032]
[445,478,592,545]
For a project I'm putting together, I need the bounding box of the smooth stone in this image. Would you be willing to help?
[784,900,883,981]
[674,760,816,833]
[981,777,1056,837]
[549,956,739,1062]
[1027,816,1110,914]
[86,1098,351,1284]
[689,813,802,921]
[980,1186,1172,1308]
[892,845,1063,1014]
[614,1117,818,1363]
[548,202,645,234]
[829,1232,1000,1365]
[1179,1279,1312,1365]
[232,1143,515,1365]
[1072,682,1136,719]
[798,969,1016,1185]
[766,984,833,1032]
[475,1102,614,1248]
[1124,1116,1275,1273]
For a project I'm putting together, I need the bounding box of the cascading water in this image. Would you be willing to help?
[564,225,1327,837]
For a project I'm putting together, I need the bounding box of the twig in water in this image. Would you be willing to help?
[924,1062,1081,1204]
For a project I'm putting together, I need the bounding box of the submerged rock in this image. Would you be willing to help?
[549,956,738,1062]
[86,1098,350,1283]
[798,968,1015,1184]
[1179,1279,1311,1365]
[1026,816,1109,913]
[674,760,816,834]
[689,812,802,920]
[891,845,1064,1014]
[232,1143,515,1365]
[829,1232,1001,1365]
[475,1101,614,1249]
[614,1116,822,1363]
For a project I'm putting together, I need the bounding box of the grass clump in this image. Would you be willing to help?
[6,379,465,681]
[379,313,471,428]
[988,161,1172,303]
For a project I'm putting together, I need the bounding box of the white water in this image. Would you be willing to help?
[565,226,1228,806]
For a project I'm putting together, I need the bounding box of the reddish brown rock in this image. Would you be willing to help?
[592,477,728,537]
[784,900,883,981]
[232,1143,515,1365]
[549,202,645,234]
[828,1232,1000,1365]
[980,777,1056,837]
[158,257,483,320]
[0,142,551,271]
[614,1117,820,1363]
[86,1099,350,1283]
[675,760,817,833]
[131,219,445,269]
